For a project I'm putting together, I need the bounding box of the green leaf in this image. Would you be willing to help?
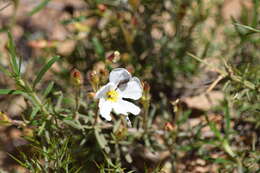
[37,121,46,136]
[30,107,40,119]
[177,110,191,125]
[18,56,22,75]
[213,158,233,164]
[27,0,50,16]
[7,153,28,168]
[92,37,104,59]
[0,89,39,109]
[0,89,24,95]
[33,56,60,88]
[113,119,121,133]
[209,121,223,140]
[94,127,110,152]
[222,139,236,158]
[61,15,87,25]
[7,31,20,76]
[43,81,54,98]
[205,156,232,164]
[63,120,82,130]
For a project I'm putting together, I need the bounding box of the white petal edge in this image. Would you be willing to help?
[109,68,131,85]
[113,99,140,115]
[95,82,115,99]
[99,98,112,121]
[118,77,143,100]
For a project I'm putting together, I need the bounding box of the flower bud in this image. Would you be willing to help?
[126,65,134,74]
[143,81,150,92]
[107,50,120,63]
[70,68,83,87]
[116,12,122,20]
[97,4,107,13]
[131,16,138,26]
[88,70,100,91]
[88,70,99,83]
[164,122,174,131]
[16,79,26,90]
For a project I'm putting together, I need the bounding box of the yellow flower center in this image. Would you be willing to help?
[106,90,119,102]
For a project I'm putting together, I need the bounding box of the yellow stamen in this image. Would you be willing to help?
[106,90,119,102]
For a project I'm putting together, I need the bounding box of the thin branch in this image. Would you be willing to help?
[0,2,12,12]
[187,52,258,91]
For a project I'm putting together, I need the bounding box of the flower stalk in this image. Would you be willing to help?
[141,81,151,131]
[70,68,83,119]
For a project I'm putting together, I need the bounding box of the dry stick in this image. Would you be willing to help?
[187,52,226,74]
[204,75,225,108]
[206,75,225,93]
[234,23,260,33]
[0,2,12,11]
[187,52,258,91]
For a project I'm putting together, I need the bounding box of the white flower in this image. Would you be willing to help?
[95,68,143,121]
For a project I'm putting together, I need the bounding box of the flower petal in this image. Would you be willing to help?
[118,77,143,100]
[109,68,131,85]
[95,83,114,99]
[99,98,112,121]
[113,99,140,115]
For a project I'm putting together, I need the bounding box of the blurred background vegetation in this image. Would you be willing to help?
[0,0,259,172]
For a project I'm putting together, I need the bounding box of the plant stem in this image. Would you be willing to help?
[73,87,80,120]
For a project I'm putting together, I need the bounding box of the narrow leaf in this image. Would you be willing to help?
[43,81,54,98]
[92,37,104,59]
[0,89,24,95]
[94,127,108,149]
[7,31,19,75]
[7,153,28,167]
[37,121,46,136]
[61,15,87,25]
[30,107,40,119]
[209,121,223,140]
[33,55,60,88]
[63,120,82,130]
[113,119,121,133]
[27,0,50,16]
